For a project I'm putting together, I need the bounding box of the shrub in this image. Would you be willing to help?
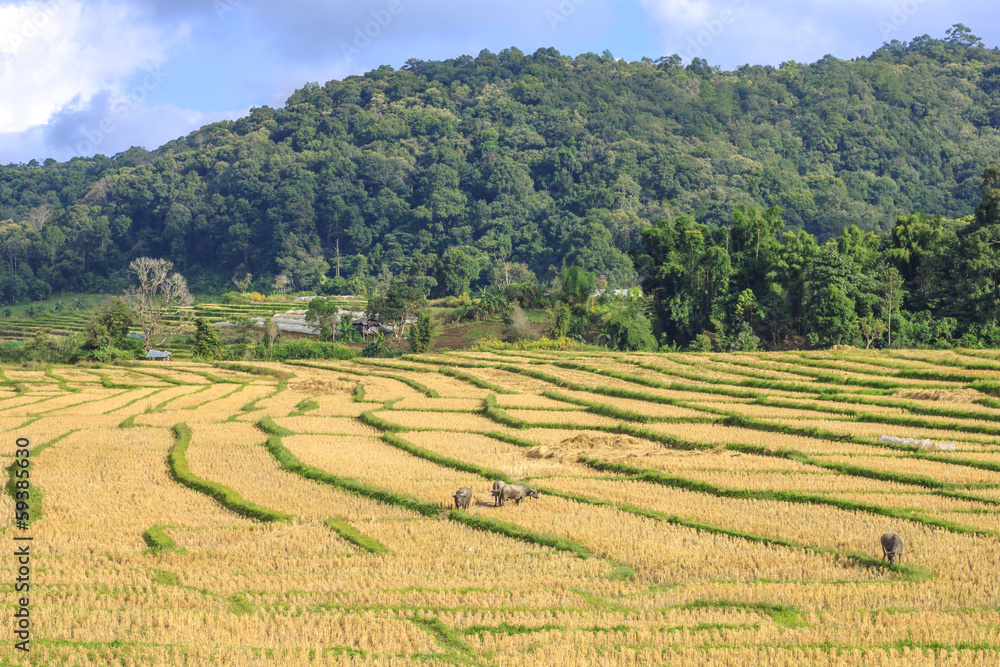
[319,276,357,295]
[599,309,657,352]
[690,333,714,352]
[502,304,537,343]
[192,317,226,359]
[409,310,435,353]
[252,339,358,361]
[503,281,547,309]
[363,331,396,358]
[472,336,591,352]
[550,303,572,339]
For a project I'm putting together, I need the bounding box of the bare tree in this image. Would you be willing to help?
[232,272,253,296]
[123,257,194,353]
[273,274,292,296]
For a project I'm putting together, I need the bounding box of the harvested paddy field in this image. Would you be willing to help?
[3,349,1000,665]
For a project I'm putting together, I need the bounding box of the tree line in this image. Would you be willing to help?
[1,27,999,307]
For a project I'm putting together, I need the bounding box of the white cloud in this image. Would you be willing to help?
[0,0,189,159]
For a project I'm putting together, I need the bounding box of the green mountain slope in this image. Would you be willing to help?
[1,32,999,303]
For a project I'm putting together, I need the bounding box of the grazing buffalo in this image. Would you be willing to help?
[499,484,539,506]
[452,487,472,510]
[880,533,904,564]
[491,480,507,506]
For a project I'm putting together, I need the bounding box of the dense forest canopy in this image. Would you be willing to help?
[1,29,1000,317]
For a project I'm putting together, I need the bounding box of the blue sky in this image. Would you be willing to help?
[0,0,996,164]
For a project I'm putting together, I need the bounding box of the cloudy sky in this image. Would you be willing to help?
[0,0,996,164]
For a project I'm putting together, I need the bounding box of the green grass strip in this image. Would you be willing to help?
[4,430,76,529]
[701,356,939,391]
[366,413,919,580]
[213,362,294,387]
[483,394,529,429]
[92,372,142,389]
[500,361,763,402]
[409,617,476,658]
[437,366,516,394]
[382,432,515,484]
[446,511,597,559]
[351,381,365,402]
[359,409,410,432]
[720,412,1000,476]
[0,369,28,396]
[480,380,979,494]
[183,382,249,411]
[310,360,441,398]
[679,600,808,628]
[625,357,838,395]
[580,457,991,537]
[541,389,660,423]
[103,386,170,416]
[619,503,932,581]
[772,354,973,383]
[483,431,540,449]
[379,373,440,398]
[168,424,293,523]
[255,418,441,517]
[44,369,80,393]
[148,384,210,413]
[142,525,176,551]
[118,366,192,386]
[324,518,389,554]
[289,397,319,416]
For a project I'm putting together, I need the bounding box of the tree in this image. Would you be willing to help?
[439,247,478,297]
[83,297,136,354]
[264,318,280,359]
[191,317,225,359]
[368,279,427,350]
[959,166,1000,325]
[859,315,888,350]
[273,274,292,295]
[232,272,253,296]
[408,310,434,353]
[878,263,905,347]
[560,265,596,308]
[945,23,982,48]
[123,257,193,353]
[304,297,340,341]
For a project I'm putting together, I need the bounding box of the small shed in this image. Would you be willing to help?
[146,350,172,362]
[352,318,383,338]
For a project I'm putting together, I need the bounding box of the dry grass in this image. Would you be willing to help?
[11,352,1000,666]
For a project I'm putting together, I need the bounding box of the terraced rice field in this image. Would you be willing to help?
[3,349,1000,665]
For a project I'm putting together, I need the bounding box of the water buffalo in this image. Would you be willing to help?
[499,484,539,506]
[880,533,904,564]
[452,487,472,510]
[491,480,507,506]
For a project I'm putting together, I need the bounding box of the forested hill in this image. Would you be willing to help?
[2,31,1000,301]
